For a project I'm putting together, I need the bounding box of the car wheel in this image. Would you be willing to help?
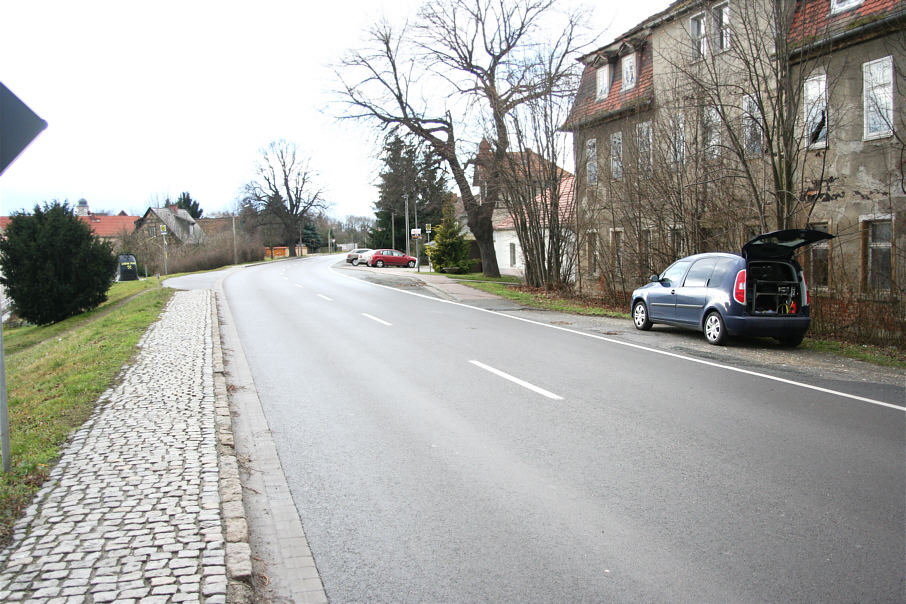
[375,260,384,268]
[704,311,726,345]
[408,260,416,268]
[777,334,804,347]
[352,258,359,266]
[632,300,652,331]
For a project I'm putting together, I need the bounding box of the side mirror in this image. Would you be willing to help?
[649,274,660,283]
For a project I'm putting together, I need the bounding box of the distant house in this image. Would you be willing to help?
[134,205,206,245]
[0,199,139,247]
[493,174,576,276]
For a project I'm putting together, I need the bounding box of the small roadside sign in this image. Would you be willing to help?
[160,224,168,234]
[426,223,432,232]
[411,228,421,236]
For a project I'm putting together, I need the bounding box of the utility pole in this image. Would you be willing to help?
[404,193,410,255]
[414,193,420,272]
[391,212,395,249]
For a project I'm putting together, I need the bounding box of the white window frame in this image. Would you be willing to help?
[622,53,637,91]
[862,214,893,291]
[596,64,611,100]
[704,106,721,158]
[611,132,623,180]
[585,138,598,186]
[636,121,652,172]
[742,94,763,156]
[713,3,731,52]
[690,13,707,59]
[831,0,864,14]
[509,242,517,267]
[804,73,828,149]
[610,228,624,273]
[863,56,894,140]
[671,114,686,168]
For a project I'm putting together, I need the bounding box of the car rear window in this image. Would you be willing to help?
[683,258,717,287]
[709,257,739,288]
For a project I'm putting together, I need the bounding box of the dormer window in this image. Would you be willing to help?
[596,64,611,100]
[831,0,863,14]
[622,53,637,90]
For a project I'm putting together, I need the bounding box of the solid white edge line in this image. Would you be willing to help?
[317,294,333,301]
[469,360,563,400]
[361,312,392,326]
[330,266,905,412]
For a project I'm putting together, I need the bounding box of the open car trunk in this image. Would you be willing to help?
[747,261,802,315]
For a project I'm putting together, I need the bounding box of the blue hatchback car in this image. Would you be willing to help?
[630,229,833,346]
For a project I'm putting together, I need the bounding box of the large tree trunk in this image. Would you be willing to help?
[446,155,500,277]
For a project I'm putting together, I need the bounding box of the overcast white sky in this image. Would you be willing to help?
[0,0,670,220]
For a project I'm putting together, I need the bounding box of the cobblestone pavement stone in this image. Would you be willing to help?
[0,290,236,603]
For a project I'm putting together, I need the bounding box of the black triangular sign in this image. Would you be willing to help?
[0,82,48,176]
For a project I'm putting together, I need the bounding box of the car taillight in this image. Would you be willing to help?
[733,269,746,304]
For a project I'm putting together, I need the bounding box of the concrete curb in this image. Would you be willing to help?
[211,292,254,602]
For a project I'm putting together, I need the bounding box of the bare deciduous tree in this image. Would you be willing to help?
[243,140,327,256]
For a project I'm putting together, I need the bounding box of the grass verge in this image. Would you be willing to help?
[463,281,630,318]
[0,282,174,545]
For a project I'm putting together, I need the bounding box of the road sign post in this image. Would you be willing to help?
[0,82,47,472]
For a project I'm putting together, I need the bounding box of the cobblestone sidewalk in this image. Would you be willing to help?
[0,289,245,602]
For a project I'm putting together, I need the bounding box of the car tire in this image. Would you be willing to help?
[408,260,416,268]
[352,258,359,266]
[375,260,384,268]
[632,300,652,331]
[704,311,726,346]
[777,334,804,347]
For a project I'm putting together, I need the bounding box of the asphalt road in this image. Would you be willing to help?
[171,256,905,603]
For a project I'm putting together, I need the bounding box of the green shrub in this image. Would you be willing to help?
[0,202,116,325]
[424,200,473,273]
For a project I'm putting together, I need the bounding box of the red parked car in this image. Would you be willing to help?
[367,249,417,268]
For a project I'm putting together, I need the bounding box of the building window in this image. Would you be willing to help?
[596,64,611,100]
[611,229,624,273]
[585,138,597,186]
[831,0,863,14]
[509,242,516,267]
[804,73,827,148]
[611,132,623,179]
[636,121,652,173]
[622,53,637,90]
[742,94,763,156]
[863,56,893,140]
[808,222,830,287]
[703,106,721,159]
[863,218,892,290]
[713,3,731,52]
[671,114,686,169]
[690,13,707,59]
[587,232,598,274]
[640,228,652,275]
[669,226,685,258]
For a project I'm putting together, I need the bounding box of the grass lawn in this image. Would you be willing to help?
[0,278,175,545]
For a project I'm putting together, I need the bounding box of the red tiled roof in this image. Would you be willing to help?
[493,175,576,230]
[789,0,906,47]
[563,38,655,131]
[0,213,139,239]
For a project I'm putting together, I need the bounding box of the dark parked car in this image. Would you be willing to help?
[367,249,417,268]
[630,229,834,346]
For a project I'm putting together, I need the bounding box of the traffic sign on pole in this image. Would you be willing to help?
[0,82,47,176]
[0,82,47,472]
